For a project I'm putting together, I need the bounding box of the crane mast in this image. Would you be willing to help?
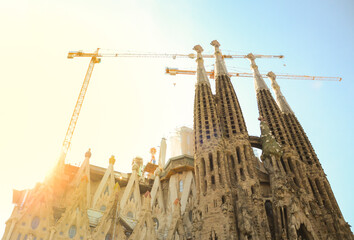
[58,49,101,167]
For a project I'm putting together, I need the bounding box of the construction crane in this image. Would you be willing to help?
[165,68,342,82]
[67,51,284,60]
[59,50,283,166]
[57,48,101,168]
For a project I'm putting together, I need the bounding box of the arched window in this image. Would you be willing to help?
[153,218,159,230]
[211,175,215,185]
[209,153,214,171]
[230,155,235,168]
[179,180,183,192]
[217,151,221,168]
[31,216,40,230]
[68,225,77,239]
[236,147,241,164]
[201,158,206,176]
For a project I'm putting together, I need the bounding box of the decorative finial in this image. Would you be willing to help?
[193,45,210,86]
[245,53,256,61]
[266,71,276,80]
[246,53,269,91]
[193,44,203,53]
[210,40,228,77]
[85,148,92,158]
[210,40,220,48]
[109,155,116,165]
[266,71,294,114]
[267,71,280,91]
[150,147,157,164]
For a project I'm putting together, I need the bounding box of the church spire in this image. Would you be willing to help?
[248,53,293,147]
[193,45,210,87]
[211,40,248,136]
[267,71,294,114]
[246,53,269,91]
[193,45,221,150]
[210,40,228,77]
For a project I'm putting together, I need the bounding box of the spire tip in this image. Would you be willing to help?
[109,155,116,165]
[85,148,92,158]
[193,45,203,53]
[246,53,255,60]
[267,71,276,79]
[210,40,220,47]
[211,40,228,77]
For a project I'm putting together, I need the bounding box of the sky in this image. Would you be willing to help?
[0,0,353,236]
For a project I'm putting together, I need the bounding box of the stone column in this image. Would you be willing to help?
[4,218,17,240]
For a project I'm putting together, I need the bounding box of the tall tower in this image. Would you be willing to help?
[212,40,247,138]
[245,51,353,239]
[245,54,293,149]
[246,54,310,193]
[192,44,238,240]
[246,55,326,239]
[209,40,271,240]
[267,72,354,239]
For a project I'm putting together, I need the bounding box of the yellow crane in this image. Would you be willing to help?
[57,48,101,168]
[67,50,284,60]
[165,67,342,82]
[59,50,284,167]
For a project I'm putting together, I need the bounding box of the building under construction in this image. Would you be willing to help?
[2,40,353,240]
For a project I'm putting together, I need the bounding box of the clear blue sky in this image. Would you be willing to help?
[0,0,353,235]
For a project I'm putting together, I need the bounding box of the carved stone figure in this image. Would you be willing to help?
[239,207,253,236]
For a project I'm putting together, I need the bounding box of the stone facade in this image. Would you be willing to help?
[2,41,353,240]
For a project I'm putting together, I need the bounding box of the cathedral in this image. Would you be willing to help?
[2,40,353,240]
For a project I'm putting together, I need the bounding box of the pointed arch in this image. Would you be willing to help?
[180,171,196,214]
[150,175,165,212]
[92,163,116,209]
[120,170,141,212]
